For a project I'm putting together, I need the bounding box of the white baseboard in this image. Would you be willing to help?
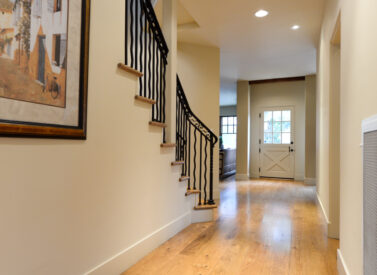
[85,211,191,275]
[337,249,351,275]
[236,174,250,181]
[294,174,305,181]
[304,178,316,185]
[191,208,214,223]
[316,193,330,225]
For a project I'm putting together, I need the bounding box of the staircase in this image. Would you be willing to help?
[118,0,218,210]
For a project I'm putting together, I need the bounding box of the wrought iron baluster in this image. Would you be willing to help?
[156,45,160,121]
[143,12,147,97]
[130,0,134,67]
[204,138,208,204]
[176,96,179,160]
[148,23,152,100]
[193,128,197,190]
[199,135,202,205]
[139,5,143,96]
[125,0,128,65]
[208,138,215,205]
[162,61,166,123]
[135,0,138,70]
[188,123,191,190]
[159,54,163,123]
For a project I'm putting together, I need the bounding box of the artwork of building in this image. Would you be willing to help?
[0,0,68,107]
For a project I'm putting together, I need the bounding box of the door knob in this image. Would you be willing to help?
[289,146,295,152]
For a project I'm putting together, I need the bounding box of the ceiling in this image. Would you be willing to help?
[155,0,325,105]
[176,0,325,105]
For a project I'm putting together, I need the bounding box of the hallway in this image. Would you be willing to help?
[123,178,339,274]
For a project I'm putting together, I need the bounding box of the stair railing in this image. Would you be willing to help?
[125,0,168,141]
[176,76,218,206]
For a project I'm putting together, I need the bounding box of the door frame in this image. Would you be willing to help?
[258,105,296,179]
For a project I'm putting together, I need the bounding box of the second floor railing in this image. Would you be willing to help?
[125,0,168,140]
[176,76,218,206]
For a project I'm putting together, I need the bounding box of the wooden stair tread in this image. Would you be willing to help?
[135,95,156,105]
[117,63,143,77]
[171,160,184,166]
[194,203,217,210]
[185,189,201,196]
[179,176,190,182]
[161,143,176,148]
[149,121,167,128]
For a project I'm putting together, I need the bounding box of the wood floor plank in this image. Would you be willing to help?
[123,178,339,275]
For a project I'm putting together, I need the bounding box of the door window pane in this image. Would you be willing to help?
[264,111,273,122]
[282,122,291,133]
[282,133,291,144]
[273,121,282,132]
[222,117,227,125]
[273,111,282,122]
[282,110,291,121]
[264,133,273,144]
[273,133,282,144]
[264,122,272,132]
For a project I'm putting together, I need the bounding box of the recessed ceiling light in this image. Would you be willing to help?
[255,10,269,18]
[291,25,300,30]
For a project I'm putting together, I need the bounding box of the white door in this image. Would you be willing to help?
[259,108,295,179]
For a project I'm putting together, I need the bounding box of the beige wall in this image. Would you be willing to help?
[305,75,317,181]
[317,0,377,273]
[249,81,306,180]
[0,1,218,274]
[177,42,220,198]
[236,81,250,180]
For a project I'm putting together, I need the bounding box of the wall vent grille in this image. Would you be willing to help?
[363,130,377,275]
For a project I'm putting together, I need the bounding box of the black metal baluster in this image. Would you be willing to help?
[199,134,202,205]
[143,11,147,97]
[125,0,128,65]
[208,138,215,205]
[135,0,138,70]
[177,100,181,161]
[162,61,166,123]
[204,138,208,204]
[155,45,159,122]
[162,61,167,143]
[148,23,152,99]
[139,4,143,96]
[185,118,188,188]
[152,39,156,120]
[184,115,188,176]
[193,128,197,190]
[130,0,134,67]
[176,96,179,160]
[188,122,191,190]
[159,55,162,121]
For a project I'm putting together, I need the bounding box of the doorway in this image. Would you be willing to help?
[259,107,295,179]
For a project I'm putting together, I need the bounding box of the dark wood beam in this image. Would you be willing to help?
[249,76,306,85]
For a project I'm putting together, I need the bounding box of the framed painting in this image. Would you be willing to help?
[0,0,90,139]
